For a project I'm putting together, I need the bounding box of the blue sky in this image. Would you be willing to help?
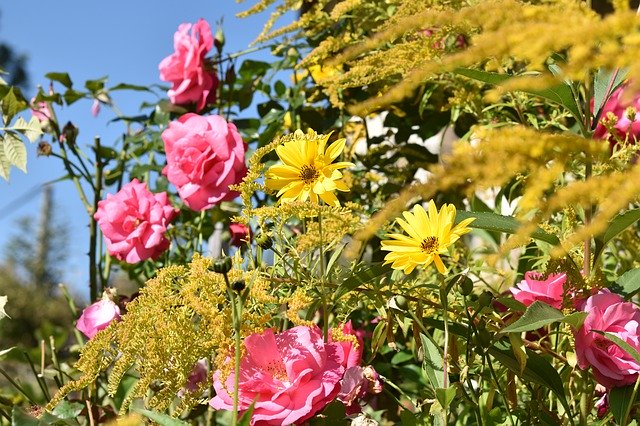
[0,1,289,300]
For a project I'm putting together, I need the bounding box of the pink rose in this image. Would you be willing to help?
[330,321,364,369]
[229,222,250,247]
[159,19,218,111]
[76,298,121,339]
[94,179,178,263]
[594,85,640,144]
[509,271,566,309]
[161,113,247,211]
[337,366,383,415]
[575,290,640,388]
[209,325,345,425]
[31,98,51,123]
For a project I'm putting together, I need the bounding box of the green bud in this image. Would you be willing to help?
[477,291,493,309]
[475,327,492,348]
[255,233,273,250]
[211,256,232,274]
[458,276,474,296]
[231,279,246,292]
[393,295,408,310]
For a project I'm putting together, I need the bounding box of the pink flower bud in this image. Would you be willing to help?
[76,298,121,339]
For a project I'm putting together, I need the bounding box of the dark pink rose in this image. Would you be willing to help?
[159,19,218,111]
[330,321,364,369]
[94,179,178,263]
[179,359,208,396]
[337,366,383,415]
[509,271,566,309]
[229,222,250,247]
[161,113,247,211]
[209,325,345,425]
[594,85,640,145]
[76,298,121,339]
[575,290,640,388]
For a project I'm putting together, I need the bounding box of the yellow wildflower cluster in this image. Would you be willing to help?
[47,255,279,414]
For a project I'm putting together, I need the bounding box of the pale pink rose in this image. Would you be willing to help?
[574,290,640,388]
[209,325,345,425]
[31,98,51,123]
[509,271,566,309]
[159,19,218,111]
[161,113,247,211]
[594,85,640,144]
[330,320,364,368]
[229,222,250,247]
[91,99,101,117]
[94,179,178,263]
[338,366,383,415]
[76,298,121,339]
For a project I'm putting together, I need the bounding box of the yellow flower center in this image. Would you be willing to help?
[299,164,319,185]
[420,236,439,254]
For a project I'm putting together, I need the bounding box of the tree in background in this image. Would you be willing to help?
[0,11,28,90]
[0,186,72,348]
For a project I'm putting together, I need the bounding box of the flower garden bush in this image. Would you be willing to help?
[4,0,640,424]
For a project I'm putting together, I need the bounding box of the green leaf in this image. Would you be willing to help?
[11,116,42,142]
[604,208,640,243]
[454,67,581,119]
[0,347,16,357]
[11,406,41,426]
[489,345,570,413]
[0,136,11,180]
[420,333,445,389]
[593,67,628,126]
[63,89,85,105]
[610,268,640,300]
[501,301,563,333]
[508,332,527,374]
[109,82,152,92]
[2,87,23,124]
[370,320,387,355]
[456,211,560,245]
[4,133,27,173]
[132,408,189,426]
[50,401,84,420]
[399,410,418,426]
[0,295,7,320]
[238,401,256,426]
[334,263,391,300]
[84,76,107,93]
[609,384,636,425]
[435,387,456,410]
[561,311,588,329]
[594,331,640,366]
[45,72,73,88]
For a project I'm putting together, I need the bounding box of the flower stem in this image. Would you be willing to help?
[89,137,103,301]
[439,278,449,389]
[318,208,329,342]
[223,271,242,426]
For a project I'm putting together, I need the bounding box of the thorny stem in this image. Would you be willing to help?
[89,137,103,301]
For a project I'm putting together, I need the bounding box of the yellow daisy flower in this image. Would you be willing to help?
[265,129,354,206]
[381,201,475,275]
